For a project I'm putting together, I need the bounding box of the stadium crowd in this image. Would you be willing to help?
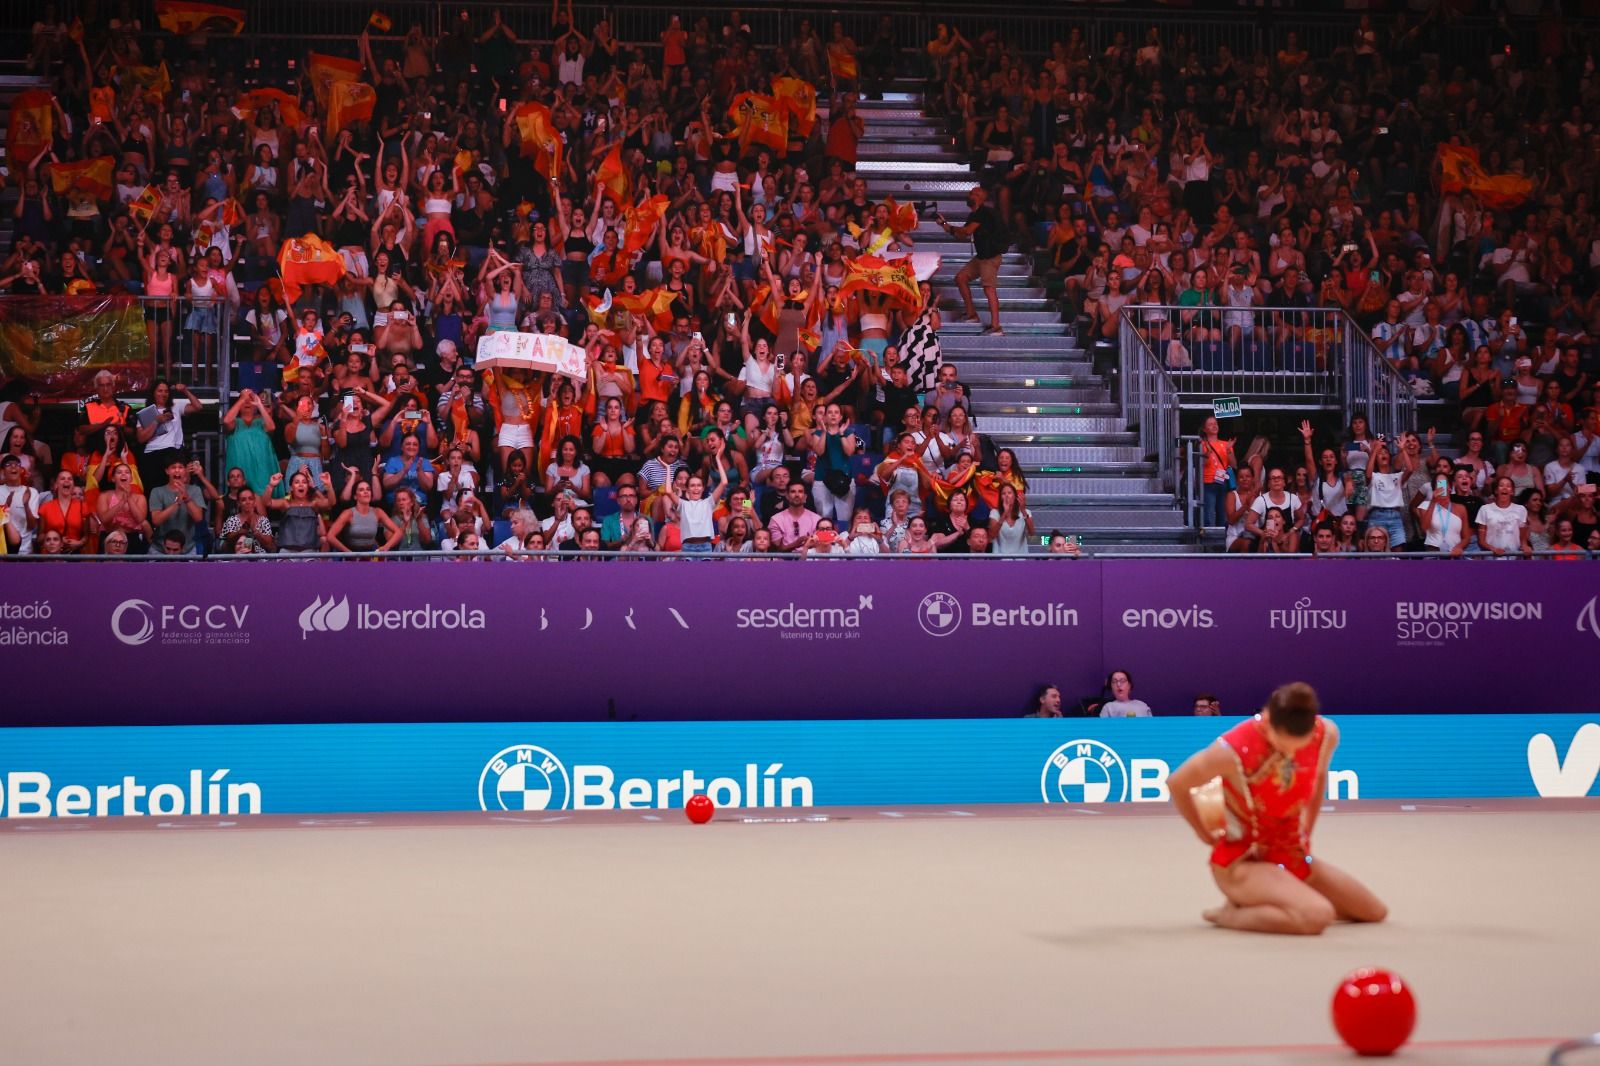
[2,2,1599,558]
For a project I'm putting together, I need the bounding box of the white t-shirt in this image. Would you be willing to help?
[1543,460,1581,504]
[1476,501,1527,552]
[1250,491,1301,523]
[1099,699,1152,718]
[138,398,191,453]
[679,496,715,539]
[1368,470,1405,509]
[3,486,40,553]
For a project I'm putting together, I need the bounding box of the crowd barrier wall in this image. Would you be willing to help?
[2,560,1597,726]
[0,715,1595,818]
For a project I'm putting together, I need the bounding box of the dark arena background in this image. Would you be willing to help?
[2,1,1598,1063]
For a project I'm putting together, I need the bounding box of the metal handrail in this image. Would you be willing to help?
[1340,313,1419,444]
[1116,311,1180,498]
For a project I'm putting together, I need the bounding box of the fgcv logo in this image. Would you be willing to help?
[479,744,571,811]
[112,598,251,647]
[1041,739,1129,803]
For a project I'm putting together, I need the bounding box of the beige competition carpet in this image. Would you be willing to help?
[3,800,1597,1066]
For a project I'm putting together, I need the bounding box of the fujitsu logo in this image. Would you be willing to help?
[299,595,351,638]
[1269,597,1347,635]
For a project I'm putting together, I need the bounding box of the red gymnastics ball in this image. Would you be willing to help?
[1331,968,1416,1057]
[685,794,715,825]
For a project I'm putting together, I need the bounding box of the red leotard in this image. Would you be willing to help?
[1209,714,1327,881]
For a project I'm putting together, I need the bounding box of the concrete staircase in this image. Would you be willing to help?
[842,84,1195,552]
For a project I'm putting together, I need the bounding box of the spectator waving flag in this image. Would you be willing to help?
[327,80,377,135]
[278,234,346,303]
[154,0,245,35]
[595,143,629,205]
[513,101,564,181]
[236,88,305,130]
[367,10,393,32]
[839,255,921,312]
[48,157,115,201]
[128,184,162,225]
[1435,145,1533,212]
[5,91,55,181]
[827,43,858,82]
[770,77,817,138]
[307,52,362,108]
[727,92,788,157]
[621,195,670,256]
[612,289,678,332]
[122,62,172,103]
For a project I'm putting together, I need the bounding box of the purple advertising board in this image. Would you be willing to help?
[0,560,1594,726]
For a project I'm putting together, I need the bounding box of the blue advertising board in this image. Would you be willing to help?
[1,715,1595,817]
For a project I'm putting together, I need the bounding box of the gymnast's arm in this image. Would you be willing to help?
[1169,740,1233,845]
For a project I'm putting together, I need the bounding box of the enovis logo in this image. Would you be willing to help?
[1041,740,1129,803]
[1527,723,1600,797]
[299,595,351,638]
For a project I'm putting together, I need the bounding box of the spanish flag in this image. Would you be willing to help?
[307,51,362,108]
[621,194,669,257]
[883,197,919,235]
[513,101,564,180]
[1435,144,1534,213]
[770,77,817,138]
[155,0,245,34]
[49,157,115,200]
[123,62,172,103]
[128,184,162,225]
[367,10,392,32]
[727,92,788,157]
[220,197,245,227]
[612,288,678,332]
[839,255,920,311]
[89,85,116,124]
[327,80,377,135]
[595,143,629,205]
[827,43,858,82]
[236,88,305,130]
[748,285,781,336]
[5,91,54,183]
[278,233,346,303]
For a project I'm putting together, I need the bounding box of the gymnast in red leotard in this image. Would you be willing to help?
[1169,682,1388,935]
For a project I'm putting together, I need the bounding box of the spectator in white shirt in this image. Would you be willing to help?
[1476,476,1532,558]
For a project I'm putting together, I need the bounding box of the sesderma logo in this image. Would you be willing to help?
[477,745,815,810]
[300,595,486,637]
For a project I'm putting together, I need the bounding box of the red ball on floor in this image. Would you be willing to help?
[685,794,715,825]
[1331,968,1416,1057]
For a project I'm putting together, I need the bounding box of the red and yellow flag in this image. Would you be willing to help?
[128,184,162,225]
[770,77,817,138]
[278,234,346,303]
[727,92,788,157]
[367,10,393,32]
[5,91,54,183]
[513,101,564,181]
[748,285,781,336]
[307,51,362,108]
[236,88,305,130]
[0,296,153,395]
[219,197,245,227]
[327,80,377,135]
[621,194,669,257]
[155,0,245,35]
[595,143,629,205]
[1435,144,1534,212]
[49,157,115,200]
[612,288,678,332]
[883,197,919,235]
[827,43,858,82]
[839,255,920,311]
[123,62,172,103]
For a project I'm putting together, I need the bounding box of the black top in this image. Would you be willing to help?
[968,204,1008,259]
